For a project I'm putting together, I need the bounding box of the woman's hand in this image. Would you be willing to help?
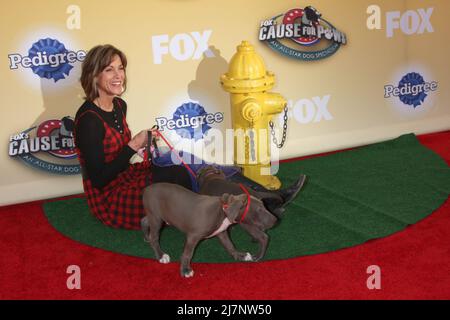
[128,129,151,151]
[137,145,156,159]
[136,147,145,158]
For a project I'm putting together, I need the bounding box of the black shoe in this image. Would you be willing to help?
[263,198,285,218]
[278,174,307,208]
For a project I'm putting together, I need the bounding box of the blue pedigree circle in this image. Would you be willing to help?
[398,72,427,108]
[28,38,73,82]
[173,103,211,141]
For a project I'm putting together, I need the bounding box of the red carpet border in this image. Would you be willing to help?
[0,131,449,299]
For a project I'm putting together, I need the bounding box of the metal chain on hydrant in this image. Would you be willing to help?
[269,105,289,148]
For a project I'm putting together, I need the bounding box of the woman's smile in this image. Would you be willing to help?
[97,54,125,98]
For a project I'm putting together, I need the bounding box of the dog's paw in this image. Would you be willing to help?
[182,269,194,278]
[235,252,254,262]
[244,252,253,262]
[252,255,262,262]
[159,254,170,264]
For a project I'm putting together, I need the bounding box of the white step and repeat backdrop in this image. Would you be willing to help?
[1,0,449,205]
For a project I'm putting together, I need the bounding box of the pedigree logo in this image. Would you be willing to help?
[384,72,438,108]
[8,38,86,82]
[8,117,81,175]
[259,6,347,61]
[155,102,223,141]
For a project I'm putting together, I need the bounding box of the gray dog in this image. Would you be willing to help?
[142,182,277,278]
[197,165,307,217]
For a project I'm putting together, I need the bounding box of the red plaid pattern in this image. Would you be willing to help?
[74,101,151,230]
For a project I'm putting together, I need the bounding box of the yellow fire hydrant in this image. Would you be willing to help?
[221,41,287,190]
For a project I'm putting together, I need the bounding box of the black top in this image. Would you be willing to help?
[75,97,135,189]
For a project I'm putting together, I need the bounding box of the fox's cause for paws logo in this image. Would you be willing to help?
[9,117,81,175]
[259,6,347,61]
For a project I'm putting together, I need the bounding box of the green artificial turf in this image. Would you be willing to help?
[43,134,450,262]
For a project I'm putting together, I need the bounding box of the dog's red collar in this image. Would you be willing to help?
[221,184,251,223]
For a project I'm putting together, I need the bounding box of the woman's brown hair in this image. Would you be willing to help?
[80,44,127,101]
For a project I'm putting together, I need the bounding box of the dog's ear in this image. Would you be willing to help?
[221,193,231,204]
[197,166,208,185]
[198,165,216,186]
[249,199,278,230]
[222,194,246,222]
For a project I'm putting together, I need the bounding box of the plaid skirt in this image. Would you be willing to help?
[83,161,151,230]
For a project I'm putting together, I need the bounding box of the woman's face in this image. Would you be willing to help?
[96,54,125,98]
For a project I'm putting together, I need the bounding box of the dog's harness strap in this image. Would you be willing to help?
[238,183,251,223]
